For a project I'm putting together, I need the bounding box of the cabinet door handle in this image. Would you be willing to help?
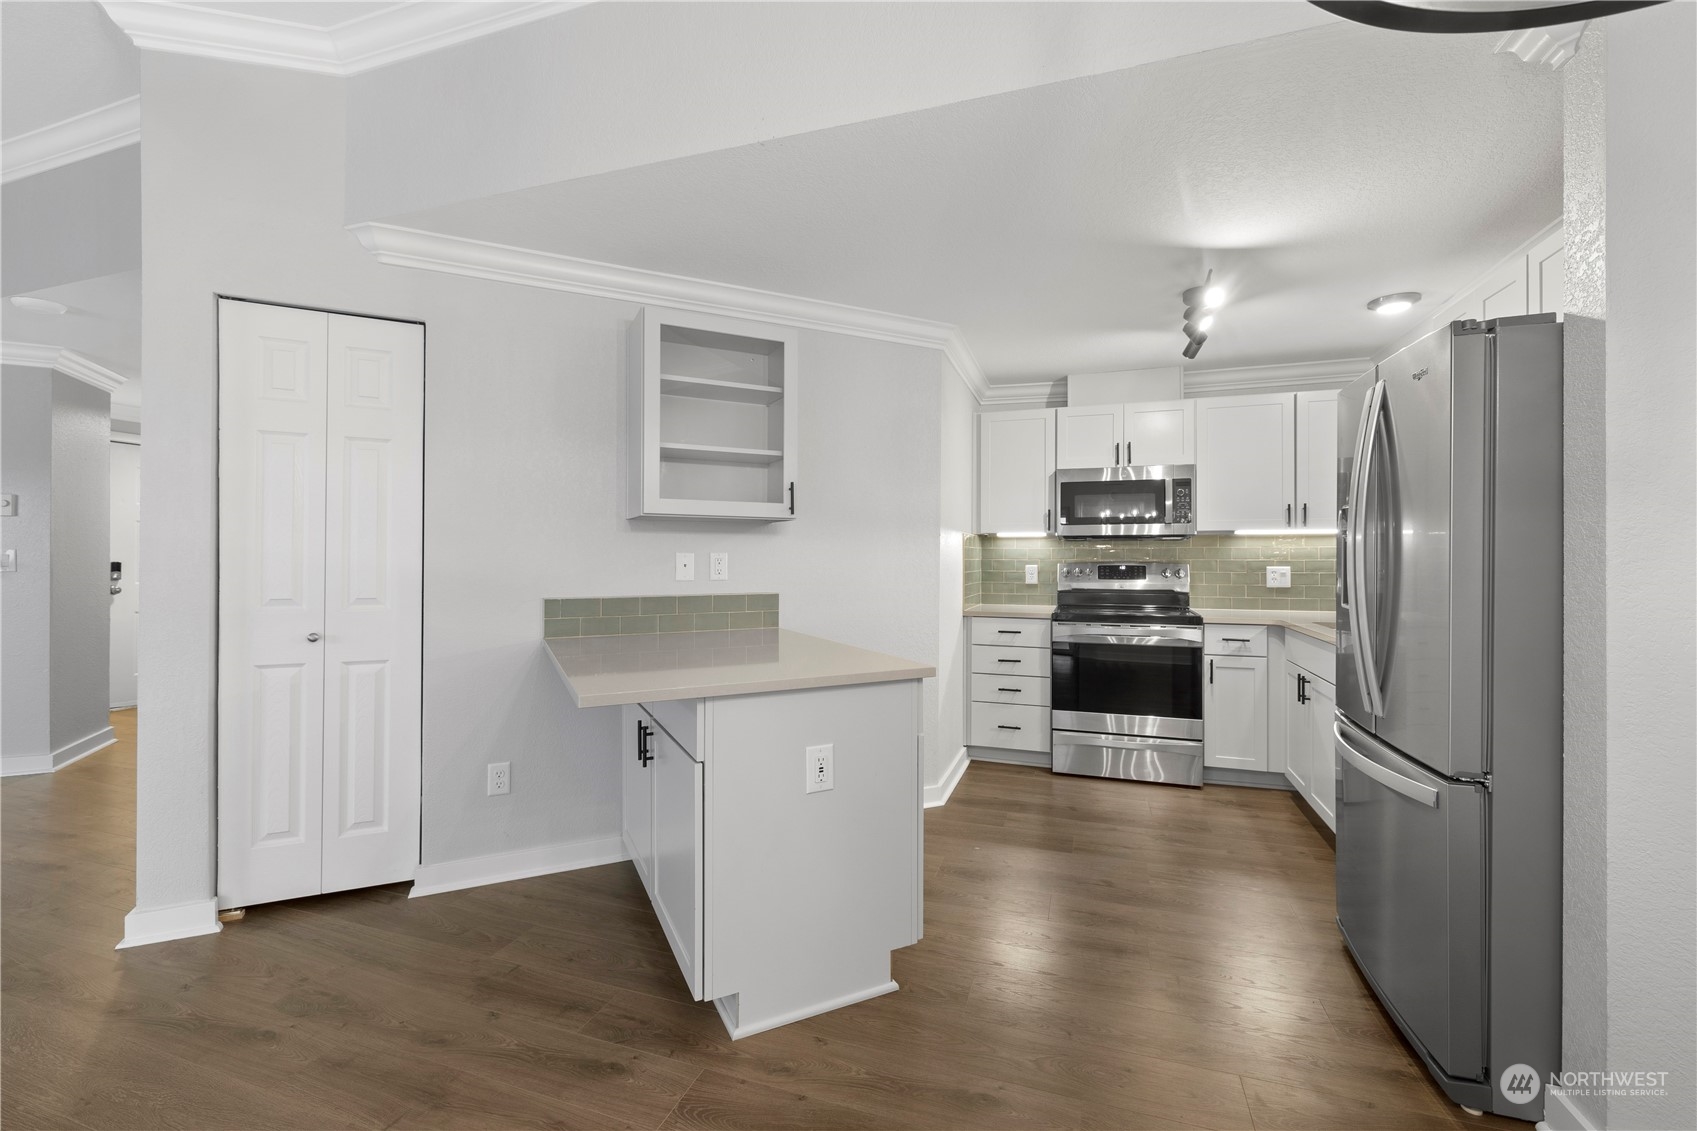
[788,481,795,515]
[1297,673,1309,705]
[1209,659,1215,685]
[997,629,1021,635]
[997,724,1022,731]
[1045,508,1052,533]
[997,687,1022,693]
[1302,502,1308,526]
[1286,503,1293,526]
[1114,442,1120,465]
[1220,636,1251,643]
[996,658,1021,664]
[637,721,653,767]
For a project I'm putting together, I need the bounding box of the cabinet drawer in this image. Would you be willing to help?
[642,698,702,762]
[1205,625,1268,657]
[970,672,1051,707]
[969,702,1051,752]
[1285,631,1335,682]
[970,645,1050,678]
[968,618,1052,648]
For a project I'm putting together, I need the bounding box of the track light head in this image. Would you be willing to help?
[1182,334,1207,360]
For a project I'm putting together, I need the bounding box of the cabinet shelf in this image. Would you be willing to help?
[659,442,784,466]
[660,374,784,405]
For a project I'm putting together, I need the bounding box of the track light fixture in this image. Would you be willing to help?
[1181,270,1226,360]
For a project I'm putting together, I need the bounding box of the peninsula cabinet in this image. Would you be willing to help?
[628,306,798,522]
[977,409,1055,534]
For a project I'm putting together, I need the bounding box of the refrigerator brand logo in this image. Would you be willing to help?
[1500,1064,1541,1103]
[1411,367,1430,381]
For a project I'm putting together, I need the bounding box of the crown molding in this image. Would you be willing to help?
[1183,357,1371,396]
[99,2,575,76]
[2,342,129,394]
[1,96,140,185]
[351,220,979,355]
[1494,20,1587,69]
[978,379,1066,407]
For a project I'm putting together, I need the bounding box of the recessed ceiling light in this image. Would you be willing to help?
[1367,292,1422,315]
[10,296,68,315]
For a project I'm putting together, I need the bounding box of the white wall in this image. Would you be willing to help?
[49,373,110,753]
[1,365,54,767]
[0,145,141,295]
[932,356,975,799]
[1558,9,1697,1131]
[136,53,944,913]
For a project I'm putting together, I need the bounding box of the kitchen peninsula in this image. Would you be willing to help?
[546,623,933,1039]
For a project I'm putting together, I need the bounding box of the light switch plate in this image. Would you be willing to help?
[0,549,13,572]
[0,494,16,517]
[1024,563,1039,585]
[675,552,695,581]
[1266,565,1292,589]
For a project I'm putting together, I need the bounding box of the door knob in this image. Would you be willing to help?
[306,633,321,642]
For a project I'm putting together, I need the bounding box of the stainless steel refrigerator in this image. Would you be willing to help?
[1334,316,1562,1122]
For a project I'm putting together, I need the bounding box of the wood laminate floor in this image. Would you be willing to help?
[3,713,1523,1130]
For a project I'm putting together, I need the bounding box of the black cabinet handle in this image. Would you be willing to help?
[997,687,1022,693]
[997,658,1021,664]
[637,721,653,767]
[788,482,795,515]
[1221,636,1251,643]
[1045,508,1052,532]
[997,629,1021,634]
[997,724,1022,731]
[1209,659,1215,685]
[1286,503,1292,526]
[1296,673,1309,705]
[1302,502,1308,526]
[1114,442,1120,465]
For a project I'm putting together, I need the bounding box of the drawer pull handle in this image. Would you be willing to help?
[996,658,1021,664]
[997,687,1022,693]
[997,629,1021,634]
[997,724,1022,731]
[1220,637,1252,643]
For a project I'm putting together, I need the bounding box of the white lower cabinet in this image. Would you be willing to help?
[967,617,1053,760]
[620,681,923,1038]
[1202,625,1269,772]
[1282,659,1338,831]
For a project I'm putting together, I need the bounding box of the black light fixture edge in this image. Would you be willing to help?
[1309,0,1666,35]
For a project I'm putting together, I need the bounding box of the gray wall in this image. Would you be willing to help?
[1560,8,1697,1130]
[1,366,54,764]
[0,145,142,295]
[137,53,942,910]
[49,374,111,752]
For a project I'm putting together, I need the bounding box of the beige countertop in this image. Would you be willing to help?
[965,603,1336,646]
[1192,608,1337,645]
[545,627,935,708]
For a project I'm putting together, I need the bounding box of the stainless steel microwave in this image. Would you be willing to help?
[1050,464,1195,539]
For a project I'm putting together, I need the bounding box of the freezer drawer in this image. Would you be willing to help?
[1335,714,1486,1082]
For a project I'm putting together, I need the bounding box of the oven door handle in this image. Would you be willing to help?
[1054,633,1203,648]
[1052,625,1203,646]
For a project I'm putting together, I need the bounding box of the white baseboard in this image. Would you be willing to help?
[409,835,627,898]
[1,726,116,777]
[967,745,1051,768]
[714,979,899,1040]
[1539,1089,1602,1131]
[116,899,222,949]
[924,746,970,808]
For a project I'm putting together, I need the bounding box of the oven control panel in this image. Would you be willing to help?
[1059,562,1188,589]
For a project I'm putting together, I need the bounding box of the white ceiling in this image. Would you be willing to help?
[2,270,143,413]
[0,1,139,139]
[392,20,1563,382]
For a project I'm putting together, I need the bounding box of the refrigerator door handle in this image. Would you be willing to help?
[1345,381,1382,716]
[1335,717,1438,807]
[1352,381,1388,718]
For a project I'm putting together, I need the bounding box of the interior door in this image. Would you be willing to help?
[319,314,425,894]
[1335,715,1485,1081]
[108,441,141,708]
[218,300,331,908]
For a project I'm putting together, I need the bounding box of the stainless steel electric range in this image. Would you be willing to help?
[1050,561,1206,787]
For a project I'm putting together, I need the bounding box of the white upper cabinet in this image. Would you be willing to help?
[1055,404,1122,468]
[1195,393,1297,531]
[977,409,1055,534]
[1527,227,1566,315]
[1125,399,1196,466]
[1055,399,1196,469]
[1294,390,1340,530]
[628,306,798,521]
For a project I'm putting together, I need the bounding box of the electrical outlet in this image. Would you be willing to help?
[805,744,834,794]
[1266,565,1292,589]
[1024,563,1039,585]
[487,762,510,796]
[0,494,16,517]
[710,552,729,581]
[675,552,695,581]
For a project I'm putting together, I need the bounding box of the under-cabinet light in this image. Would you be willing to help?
[993,531,1048,538]
[1232,528,1339,536]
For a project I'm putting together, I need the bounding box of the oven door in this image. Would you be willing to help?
[1051,623,1204,740]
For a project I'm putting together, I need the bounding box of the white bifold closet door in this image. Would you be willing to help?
[217,299,424,910]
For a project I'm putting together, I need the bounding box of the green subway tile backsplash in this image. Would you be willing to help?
[965,533,1336,611]
[543,594,781,637]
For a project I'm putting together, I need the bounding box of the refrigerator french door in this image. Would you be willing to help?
[1333,317,1563,1121]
